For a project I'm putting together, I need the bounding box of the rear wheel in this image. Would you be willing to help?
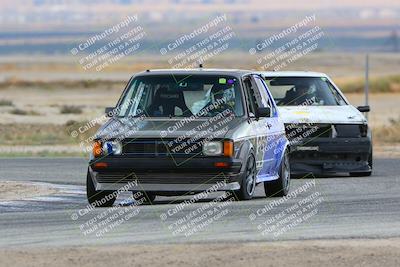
[350,151,372,177]
[264,150,290,197]
[234,154,256,200]
[86,170,116,207]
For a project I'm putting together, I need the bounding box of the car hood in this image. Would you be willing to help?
[96,117,244,140]
[277,105,367,124]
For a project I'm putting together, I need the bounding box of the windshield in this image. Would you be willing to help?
[264,76,347,106]
[116,74,244,117]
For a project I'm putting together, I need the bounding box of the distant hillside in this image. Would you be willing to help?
[0,0,399,54]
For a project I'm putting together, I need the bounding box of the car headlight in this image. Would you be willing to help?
[203,141,223,156]
[102,140,122,155]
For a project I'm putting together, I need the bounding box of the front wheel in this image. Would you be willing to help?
[86,170,116,207]
[264,150,290,197]
[233,154,256,200]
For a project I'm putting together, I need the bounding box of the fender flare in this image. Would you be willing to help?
[276,138,290,169]
[237,140,254,173]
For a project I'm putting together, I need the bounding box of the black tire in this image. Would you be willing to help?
[264,149,290,197]
[133,192,156,204]
[233,153,256,201]
[86,170,116,207]
[350,151,373,177]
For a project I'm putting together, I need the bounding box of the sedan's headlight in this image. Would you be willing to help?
[203,141,223,156]
[102,140,122,155]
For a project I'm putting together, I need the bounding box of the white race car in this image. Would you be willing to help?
[260,71,372,177]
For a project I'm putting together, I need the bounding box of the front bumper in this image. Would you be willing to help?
[88,156,243,192]
[289,137,372,175]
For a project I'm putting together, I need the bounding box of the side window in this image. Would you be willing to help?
[254,78,270,108]
[243,78,257,115]
[255,77,276,116]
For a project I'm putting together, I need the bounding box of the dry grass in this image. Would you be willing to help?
[9,108,40,116]
[0,78,125,90]
[0,99,13,106]
[0,121,99,146]
[336,75,400,93]
[373,118,400,144]
[60,105,83,114]
[1,75,400,94]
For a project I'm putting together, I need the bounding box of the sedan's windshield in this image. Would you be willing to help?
[116,74,244,117]
[264,76,347,106]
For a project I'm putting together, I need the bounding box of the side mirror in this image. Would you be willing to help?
[105,107,115,117]
[256,107,271,118]
[357,105,370,113]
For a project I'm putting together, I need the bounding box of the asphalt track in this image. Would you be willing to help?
[0,157,399,248]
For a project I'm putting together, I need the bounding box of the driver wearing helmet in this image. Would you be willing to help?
[201,85,235,116]
[281,83,315,106]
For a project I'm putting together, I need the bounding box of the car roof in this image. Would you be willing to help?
[259,71,328,78]
[135,68,254,77]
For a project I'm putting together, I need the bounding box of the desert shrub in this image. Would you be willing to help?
[373,118,400,143]
[60,105,83,114]
[9,108,28,115]
[9,108,40,116]
[0,99,13,106]
[338,75,400,93]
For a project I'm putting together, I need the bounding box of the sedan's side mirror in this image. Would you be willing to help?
[256,107,271,118]
[357,105,370,113]
[105,107,115,117]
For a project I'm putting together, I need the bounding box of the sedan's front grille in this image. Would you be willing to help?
[285,123,332,142]
[97,172,228,184]
[285,123,366,143]
[122,139,202,157]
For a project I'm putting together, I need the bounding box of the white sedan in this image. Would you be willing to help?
[260,71,372,177]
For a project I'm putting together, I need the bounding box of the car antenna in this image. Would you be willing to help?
[199,64,203,69]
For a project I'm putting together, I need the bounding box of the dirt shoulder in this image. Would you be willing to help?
[0,181,58,201]
[374,145,400,158]
[2,238,400,267]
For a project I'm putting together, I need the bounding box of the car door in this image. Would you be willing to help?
[254,75,287,179]
[242,75,275,181]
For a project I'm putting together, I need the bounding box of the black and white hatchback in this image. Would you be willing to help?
[87,69,290,206]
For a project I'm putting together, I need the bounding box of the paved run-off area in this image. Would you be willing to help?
[0,157,399,266]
